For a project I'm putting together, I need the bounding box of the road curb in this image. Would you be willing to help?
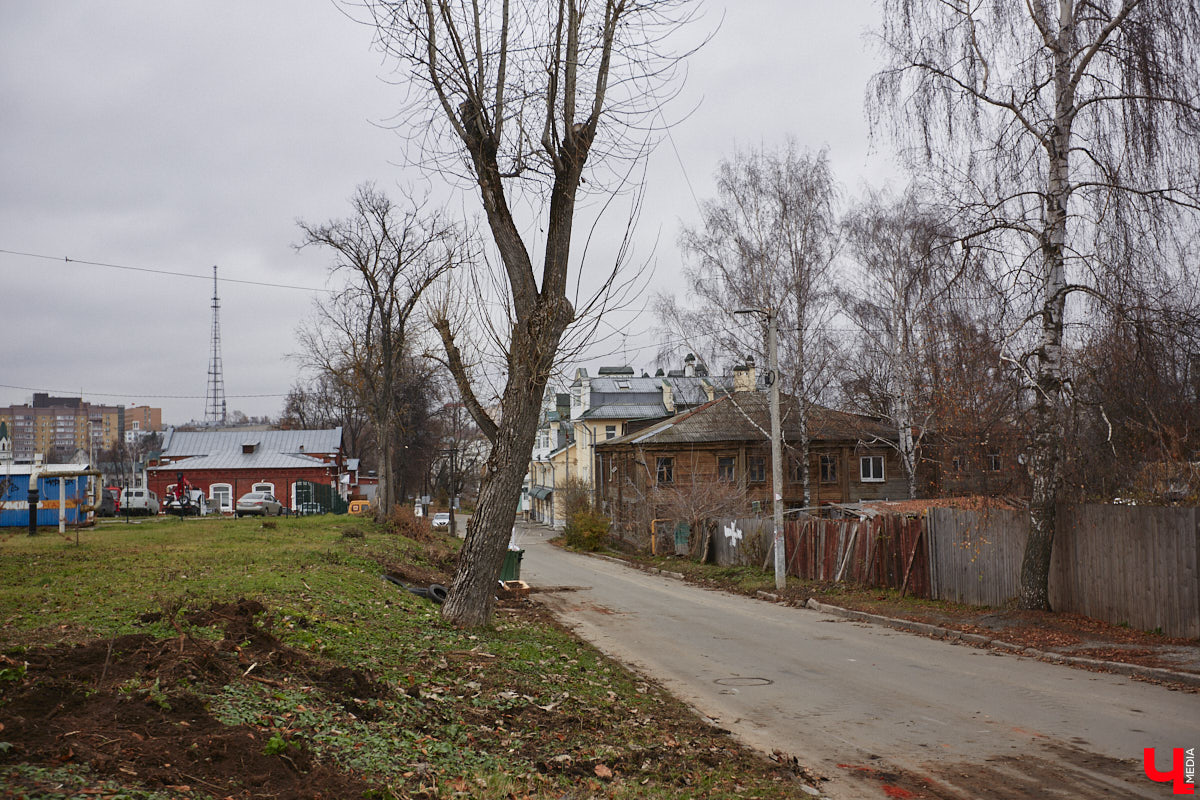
[804,599,1200,688]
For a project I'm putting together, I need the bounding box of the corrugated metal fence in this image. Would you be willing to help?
[711,504,1199,637]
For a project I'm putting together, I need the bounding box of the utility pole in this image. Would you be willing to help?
[737,307,786,590]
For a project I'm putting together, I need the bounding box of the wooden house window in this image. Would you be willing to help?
[860,455,885,482]
[952,456,965,473]
[819,454,838,484]
[717,456,736,482]
[748,456,766,483]
[656,457,674,485]
[987,453,1002,472]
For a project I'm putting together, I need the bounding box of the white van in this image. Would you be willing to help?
[120,488,160,516]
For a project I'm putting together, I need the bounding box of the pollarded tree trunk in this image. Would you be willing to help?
[440,312,568,627]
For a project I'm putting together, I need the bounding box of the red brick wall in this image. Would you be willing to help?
[149,467,335,511]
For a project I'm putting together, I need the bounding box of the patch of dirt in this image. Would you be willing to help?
[0,598,386,799]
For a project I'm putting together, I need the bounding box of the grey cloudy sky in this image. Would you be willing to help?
[0,1,897,424]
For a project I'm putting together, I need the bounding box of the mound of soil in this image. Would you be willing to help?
[0,599,386,799]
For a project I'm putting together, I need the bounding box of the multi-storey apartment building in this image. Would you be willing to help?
[0,394,163,461]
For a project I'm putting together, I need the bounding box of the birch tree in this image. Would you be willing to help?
[666,141,840,505]
[840,188,961,499]
[871,0,1200,609]
[364,0,697,626]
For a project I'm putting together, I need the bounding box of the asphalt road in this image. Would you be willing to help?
[516,523,1199,799]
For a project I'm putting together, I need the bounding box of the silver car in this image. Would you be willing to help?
[431,511,451,528]
[235,491,283,517]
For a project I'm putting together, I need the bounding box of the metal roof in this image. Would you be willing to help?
[149,452,331,472]
[159,427,342,457]
[597,394,892,448]
[579,403,670,421]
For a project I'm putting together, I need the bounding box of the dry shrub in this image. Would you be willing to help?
[384,505,433,541]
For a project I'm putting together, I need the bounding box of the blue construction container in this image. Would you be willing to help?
[0,466,92,527]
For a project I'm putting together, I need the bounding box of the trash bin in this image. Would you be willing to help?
[501,548,524,582]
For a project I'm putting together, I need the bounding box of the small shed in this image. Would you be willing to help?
[0,462,94,527]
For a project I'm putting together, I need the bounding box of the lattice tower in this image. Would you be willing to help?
[204,265,227,426]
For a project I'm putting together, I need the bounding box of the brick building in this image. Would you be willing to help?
[147,428,344,513]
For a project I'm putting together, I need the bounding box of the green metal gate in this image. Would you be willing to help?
[294,481,347,515]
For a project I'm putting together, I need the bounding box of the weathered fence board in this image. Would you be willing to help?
[1050,505,1198,638]
[715,514,930,597]
[927,507,1028,607]
[711,504,1198,637]
[929,504,1199,638]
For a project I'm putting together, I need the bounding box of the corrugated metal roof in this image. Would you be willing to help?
[598,394,892,447]
[160,427,342,457]
[149,452,330,471]
[579,403,669,420]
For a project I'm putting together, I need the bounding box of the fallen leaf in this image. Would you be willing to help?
[594,764,613,780]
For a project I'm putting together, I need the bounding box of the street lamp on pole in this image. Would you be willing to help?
[735,306,786,590]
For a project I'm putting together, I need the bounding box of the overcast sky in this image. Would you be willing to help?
[0,1,898,425]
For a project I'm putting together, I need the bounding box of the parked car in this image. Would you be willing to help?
[119,488,159,516]
[235,491,283,517]
[95,488,119,517]
[431,511,451,529]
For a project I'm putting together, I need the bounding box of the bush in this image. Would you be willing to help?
[384,505,432,541]
[564,509,610,551]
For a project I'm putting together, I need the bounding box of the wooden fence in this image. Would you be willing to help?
[709,504,1198,637]
[927,504,1199,638]
[711,514,931,597]
[926,507,1028,608]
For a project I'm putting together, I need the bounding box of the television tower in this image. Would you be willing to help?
[204,265,227,426]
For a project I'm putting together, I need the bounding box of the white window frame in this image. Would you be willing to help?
[252,482,275,495]
[605,425,617,440]
[210,483,233,511]
[860,455,885,483]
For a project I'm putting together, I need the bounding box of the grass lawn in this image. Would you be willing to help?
[0,516,811,799]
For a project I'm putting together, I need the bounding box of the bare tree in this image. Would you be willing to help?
[280,374,372,462]
[871,0,1200,609]
[839,187,963,498]
[296,183,463,517]
[363,0,698,626]
[663,140,840,504]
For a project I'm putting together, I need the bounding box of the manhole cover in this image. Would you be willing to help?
[713,676,773,687]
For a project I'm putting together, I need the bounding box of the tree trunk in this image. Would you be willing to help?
[441,303,571,627]
[1019,9,1073,610]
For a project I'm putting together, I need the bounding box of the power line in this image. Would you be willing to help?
[0,248,330,293]
[0,383,286,401]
